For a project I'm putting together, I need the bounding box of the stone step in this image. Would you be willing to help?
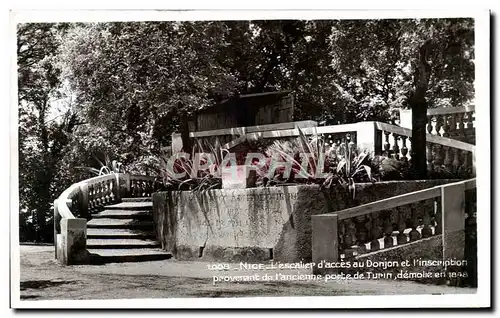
[104,201,152,210]
[87,218,154,229]
[91,209,151,219]
[121,197,153,202]
[87,228,155,239]
[87,238,160,249]
[88,248,172,263]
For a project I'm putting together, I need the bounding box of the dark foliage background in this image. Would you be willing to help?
[17,19,474,242]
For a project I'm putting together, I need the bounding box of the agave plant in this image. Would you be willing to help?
[324,142,375,198]
[259,128,333,186]
[156,138,227,193]
[75,153,123,176]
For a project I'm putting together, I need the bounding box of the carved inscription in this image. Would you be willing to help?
[176,190,299,247]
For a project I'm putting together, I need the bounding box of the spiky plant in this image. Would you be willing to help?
[75,153,123,176]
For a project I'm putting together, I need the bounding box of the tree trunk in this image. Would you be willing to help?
[410,41,433,180]
[410,96,428,179]
[180,112,192,154]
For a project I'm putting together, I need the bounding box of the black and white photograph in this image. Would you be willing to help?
[9,9,491,309]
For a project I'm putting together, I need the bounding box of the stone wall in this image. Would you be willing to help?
[152,180,456,262]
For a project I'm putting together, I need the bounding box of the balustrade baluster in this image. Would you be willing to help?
[400,136,409,163]
[383,131,391,156]
[146,181,153,196]
[450,148,460,175]
[435,115,443,136]
[408,137,412,162]
[343,219,357,259]
[466,111,474,130]
[109,181,115,202]
[392,133,400,160]
[95,183,101,208]
[462,150,469,174]
[457,113,466,140]
[339,220,346,251]
[104,182,110,204]
[426,116,433,134]
[449,114,457,134]
[426,143,434,174]
[88,185,94,212]
[442,114,450,137]
[91,184,97,211]
[139,181,144,197]
[93,182,98,208]
[409,204,421,242]
[100,182,105,207]
[369,212,381,251]
[433,144,444,169]
[365,215,373,245]
[347,219,357,248]
[433,198,442,234]
[382,211,393,249]
[443,146,452,171]
[421,200,433,238]
[132,181,137,197]
[396,208,407,245]
[354,215,368,254]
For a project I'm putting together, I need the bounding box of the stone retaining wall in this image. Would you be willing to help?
[152,180,456,262]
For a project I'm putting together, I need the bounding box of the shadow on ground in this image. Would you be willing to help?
[20,280,79,291]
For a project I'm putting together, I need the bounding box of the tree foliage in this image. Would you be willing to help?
[18,23,77,241]
[328,18,474,122]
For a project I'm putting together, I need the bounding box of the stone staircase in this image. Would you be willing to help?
[86,197,171,263]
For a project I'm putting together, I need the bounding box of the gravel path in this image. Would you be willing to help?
[18,246,476,300]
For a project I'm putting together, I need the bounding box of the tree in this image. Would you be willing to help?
[18,22,76,242]
[59,21,240,165]
[328,18,474,178]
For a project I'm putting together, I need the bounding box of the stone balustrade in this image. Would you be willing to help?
[312,178,476,276]
[175,119,475,178]
[400,105,476,144]
[53,173,163,265]
[375,122,475,177]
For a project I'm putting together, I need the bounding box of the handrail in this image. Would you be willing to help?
[190,120,318,138]
[427,105,475,116]
[216,121,475,154]
[55,173,160,219]
[314,178,476,221]
[54,183,81,219]
[333,186,441,221]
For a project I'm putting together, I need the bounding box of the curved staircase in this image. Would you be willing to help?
[86,197,171,263]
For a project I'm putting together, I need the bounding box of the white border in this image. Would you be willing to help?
[8,9,491,309]
[12,9,491,23]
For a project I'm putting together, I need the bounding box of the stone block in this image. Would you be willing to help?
[59,218,88,265]
[222,165,256,189]
[311,214,339,275]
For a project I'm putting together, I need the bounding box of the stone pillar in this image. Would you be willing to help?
[311,214,339,275]
[354,121,380,154]
[441,181,466,282]
[53,199,60,259]
[472,150,476,177]
[171,133,183,154]
[222,165,256,189]
[59,218,88,265]
[399,109,413,129]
